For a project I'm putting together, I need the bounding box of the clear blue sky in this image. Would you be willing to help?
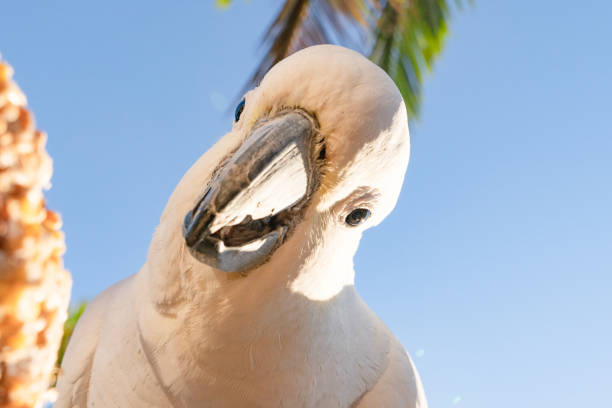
[2,1,611,407]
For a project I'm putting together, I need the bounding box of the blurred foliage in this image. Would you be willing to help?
[216,0,232,8]
[218,0,467,118]
[55,302,87,368]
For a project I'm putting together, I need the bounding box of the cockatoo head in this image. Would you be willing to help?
[152,45,409,301]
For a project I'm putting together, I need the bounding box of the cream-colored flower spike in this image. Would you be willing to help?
[0,59,71,408]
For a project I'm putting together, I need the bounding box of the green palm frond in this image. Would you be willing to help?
[220,0,463,119]
[55,302,87,368]
[236,0,373,98]
[370,0,452,117]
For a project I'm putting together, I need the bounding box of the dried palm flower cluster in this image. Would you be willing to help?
[0,59,71,408]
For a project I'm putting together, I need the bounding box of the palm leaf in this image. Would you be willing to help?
[370,0,452,117]
[55,302,87,369]
[233,0,374,99]
[221,0,461,118]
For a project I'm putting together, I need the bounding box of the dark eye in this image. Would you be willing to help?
[234,98,245,122]
[345,208,371,227]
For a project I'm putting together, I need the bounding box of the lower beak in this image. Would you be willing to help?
[183,110,320,273]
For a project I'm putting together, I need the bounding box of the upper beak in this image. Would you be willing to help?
[182,110,320,273]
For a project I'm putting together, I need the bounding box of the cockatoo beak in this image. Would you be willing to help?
[183,110,321,274]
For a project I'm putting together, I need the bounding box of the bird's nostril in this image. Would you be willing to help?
[317,144,326,161]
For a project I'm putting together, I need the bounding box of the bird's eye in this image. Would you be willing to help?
[234,98,245,122]
[345,208,371,227]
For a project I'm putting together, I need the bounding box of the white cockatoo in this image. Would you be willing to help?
[55,45,426,407]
